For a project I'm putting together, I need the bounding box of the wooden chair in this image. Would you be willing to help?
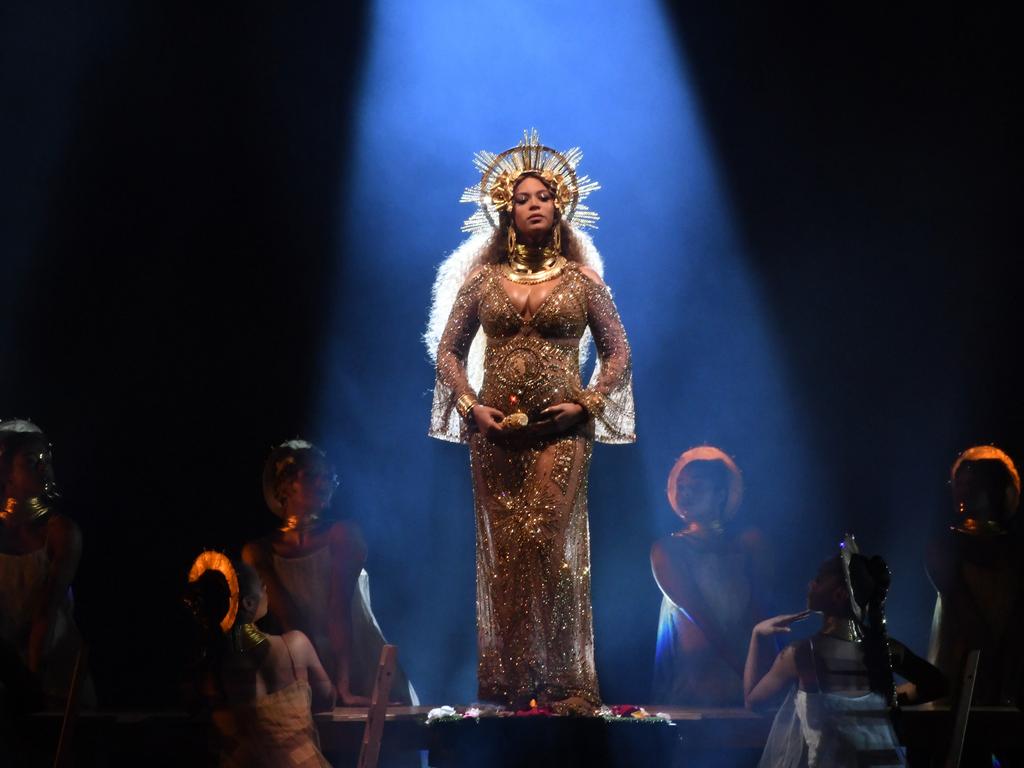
[944,649,980,768]
[357,644,398,768]
[53,645,88,768]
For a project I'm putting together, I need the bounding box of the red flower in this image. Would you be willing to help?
[610,705,641,718]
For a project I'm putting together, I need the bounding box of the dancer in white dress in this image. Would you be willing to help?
[243,440,417,705]
[745,537,945,767]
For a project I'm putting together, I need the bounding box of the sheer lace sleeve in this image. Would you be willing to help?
[429,269,486,443]
[580,273,636,444]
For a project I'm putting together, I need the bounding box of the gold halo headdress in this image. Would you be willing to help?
[0,418,60,524]
[666,445,744,523]
[188,550,240,633]
[460,128,601,235]
[261,439,337,521]
[950,444,1020,508]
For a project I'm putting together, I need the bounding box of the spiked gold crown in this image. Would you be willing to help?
[460,129,600,234]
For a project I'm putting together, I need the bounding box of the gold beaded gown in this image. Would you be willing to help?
[430,259,635,707]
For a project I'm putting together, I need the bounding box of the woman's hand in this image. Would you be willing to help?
[337,685,371,707]
[753,610,812,638]
[538,402,586,435]
[472,404,506,439]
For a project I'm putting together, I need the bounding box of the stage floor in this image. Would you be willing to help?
[22,702,1024,767]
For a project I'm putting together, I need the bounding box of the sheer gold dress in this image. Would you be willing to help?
[430,260,635,707]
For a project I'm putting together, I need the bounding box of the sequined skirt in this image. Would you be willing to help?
[468,429,600,708]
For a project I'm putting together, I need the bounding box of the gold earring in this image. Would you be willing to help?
[507,226,517,257]
[552,223,562,254]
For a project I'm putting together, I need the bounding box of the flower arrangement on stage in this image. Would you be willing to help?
[425,703,674,724]
[596,705,675,723]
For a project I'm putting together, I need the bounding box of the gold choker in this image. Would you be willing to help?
[505,248,566,284]
[1,496,54,525]
[232,622,269,654]
[953,517,1007,536]
[279,513,322,534]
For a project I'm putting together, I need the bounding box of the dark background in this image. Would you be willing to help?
[1,1,1019,707]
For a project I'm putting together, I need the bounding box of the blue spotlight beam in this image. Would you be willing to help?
[317,0,814,703]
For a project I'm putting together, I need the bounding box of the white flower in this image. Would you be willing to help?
[463,706,482,719]
[426,705,458,722]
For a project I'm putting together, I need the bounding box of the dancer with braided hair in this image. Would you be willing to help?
[745,536,945,767]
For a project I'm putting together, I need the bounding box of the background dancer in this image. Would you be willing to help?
[651,445,771,706]
[745,537,945,767]
[186,551,335,767]
[243,440,417,706]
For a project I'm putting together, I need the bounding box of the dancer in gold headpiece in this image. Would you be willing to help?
[926,445,1024,708]
[651,446,771,706]
[0,420,94,710]
[426,130,635,712]
[185,551,335,767]
[242,440,417,707]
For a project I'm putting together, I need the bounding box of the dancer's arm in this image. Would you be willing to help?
[744,612,810,709]
[889,638,948,705]
[285,630,337,713]
[31,515,81,673]
[328,521,370,706]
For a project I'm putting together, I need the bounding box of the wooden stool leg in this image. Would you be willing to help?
[944,649,980,768]
[357,644,397,768]
[54,645,88,768]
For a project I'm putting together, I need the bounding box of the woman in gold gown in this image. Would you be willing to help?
[427,131,635,711]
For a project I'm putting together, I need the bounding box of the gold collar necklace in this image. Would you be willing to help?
[671,520,725,538]
[506,244,566,284]
[1,496,54,526]
[953,517,1007,536]
[279,512,322,534]
[231,622,269,654]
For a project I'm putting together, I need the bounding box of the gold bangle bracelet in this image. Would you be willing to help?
[456,394,479,420]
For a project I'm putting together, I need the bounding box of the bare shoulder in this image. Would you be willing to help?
[282,629,316,664]
[650,536,676,566]
[328,520,367,560]
[924,533,957,590]
[45,513,82,553]
[578,265,605,285]
[650,536,690,588]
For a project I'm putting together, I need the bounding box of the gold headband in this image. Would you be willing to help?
[951,445,1021,497]
[460,129,600,234]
